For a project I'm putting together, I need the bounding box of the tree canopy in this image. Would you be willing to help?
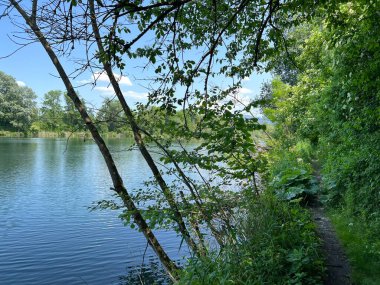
[0,71,37,132]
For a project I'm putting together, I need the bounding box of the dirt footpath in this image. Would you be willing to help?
[311,206,352,285]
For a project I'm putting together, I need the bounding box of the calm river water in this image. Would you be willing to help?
[0,138,188,284]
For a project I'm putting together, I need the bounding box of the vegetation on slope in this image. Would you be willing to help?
[179,194,324,285]
[260,1,380,283]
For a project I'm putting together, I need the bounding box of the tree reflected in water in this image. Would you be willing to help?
[118,259,176,285]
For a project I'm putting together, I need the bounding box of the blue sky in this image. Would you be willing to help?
[0,10,271,110]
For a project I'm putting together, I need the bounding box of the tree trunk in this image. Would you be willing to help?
[88,0,200,256]
[10,0,179,281]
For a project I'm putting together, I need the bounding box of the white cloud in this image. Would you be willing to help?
[93,71,132,86]
[242,76,250,81]
[233,94,252,106]
[79,71,133,86]
[226,92,252,108]
[94,86,115,95]
[78,78,92,84]
[229,93,263,118]
[124,90,148,99]
[94,86,148,100]
[218,87,253,106]
[116,75,133,86]
[16,80,26,87]
[236,87,253,95]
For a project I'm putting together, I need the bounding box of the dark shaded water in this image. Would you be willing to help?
[0,138,188,284]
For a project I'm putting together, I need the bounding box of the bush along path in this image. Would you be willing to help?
[310,161,351,285]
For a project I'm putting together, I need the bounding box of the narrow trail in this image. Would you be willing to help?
[310,206,352,285]
[310,160,352,285]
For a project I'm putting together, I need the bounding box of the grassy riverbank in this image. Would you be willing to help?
[0,130,25,137]
[0,130,130,139]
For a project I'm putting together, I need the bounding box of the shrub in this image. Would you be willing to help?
[179,195,324,285]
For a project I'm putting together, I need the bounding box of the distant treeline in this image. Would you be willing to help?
[0,70,194,136]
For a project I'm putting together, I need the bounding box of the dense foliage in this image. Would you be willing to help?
[179,195,324,285]
[263,1,380,283]
[2,0,379,283]
[0,71,37,133]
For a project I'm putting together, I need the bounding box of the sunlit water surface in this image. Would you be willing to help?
[0,138,189,284]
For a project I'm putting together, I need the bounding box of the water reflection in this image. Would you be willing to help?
[0,138,188,285]
[117,259,173,285]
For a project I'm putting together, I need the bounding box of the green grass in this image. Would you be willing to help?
[0,130,25,137]
[329,210,380,285]
[179,195,325,285]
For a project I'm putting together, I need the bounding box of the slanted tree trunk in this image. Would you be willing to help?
[88,0,201,256]
[9,0,179,280]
